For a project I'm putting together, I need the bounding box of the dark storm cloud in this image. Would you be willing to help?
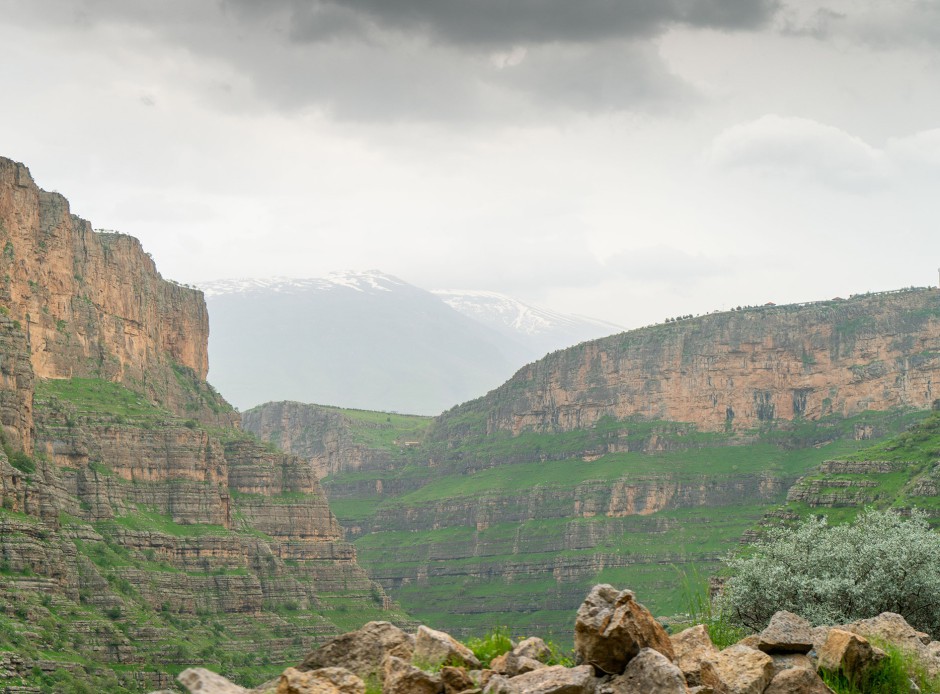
[226,0,780,46]
[1,0,776,122]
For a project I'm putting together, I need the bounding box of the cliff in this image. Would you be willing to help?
[430,290,940,441]
[246,290,940,645]
[0,157,408,692]
[0,157,227,430]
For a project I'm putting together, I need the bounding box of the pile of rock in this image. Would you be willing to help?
[154,584,940,694]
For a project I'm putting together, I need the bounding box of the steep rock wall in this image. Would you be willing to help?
[432,290,940,440]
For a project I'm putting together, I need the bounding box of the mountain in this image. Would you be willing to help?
[431,288,623,359]
[244,287,940,644]
[0,157,408,692]
[200,272,620,416]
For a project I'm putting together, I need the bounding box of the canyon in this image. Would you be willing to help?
[244,287,940,644]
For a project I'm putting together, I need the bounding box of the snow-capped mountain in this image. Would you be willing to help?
[432,289,623,352]
[197,271,621,415]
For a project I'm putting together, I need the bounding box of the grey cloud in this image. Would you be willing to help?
[228,0,780,46]
[0,0,768,122]
[776,1,940,47]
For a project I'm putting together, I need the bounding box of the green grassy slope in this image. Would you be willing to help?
[318,408,929,645]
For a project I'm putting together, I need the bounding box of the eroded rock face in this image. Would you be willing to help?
[574,584,674,675]
[604,648,686,694]
[671,624,718,686]
[301,622,415,682]
[430,288,940,437]
[759,611,815,654]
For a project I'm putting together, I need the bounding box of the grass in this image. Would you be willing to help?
[35,377,170,422]
[109,509,230,538]
[820,641,940,693]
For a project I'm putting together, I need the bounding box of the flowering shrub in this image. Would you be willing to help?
[719,509,940,636]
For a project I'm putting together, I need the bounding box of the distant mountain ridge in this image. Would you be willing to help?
[198,271,622,414]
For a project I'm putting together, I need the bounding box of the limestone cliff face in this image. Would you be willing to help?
[0,156,405,690]
[0,157,220,424]
[432,290,940,440]
[241,401,402,478]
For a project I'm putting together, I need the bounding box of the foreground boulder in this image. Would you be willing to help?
[758,612,814,655]
[177,668,249,693]
[700,644,774,694]
[491,652,546,677]
[763,667,835,694]
[671,624,718,686]
[503,665,597,694]
[816,629,885,685]
[384,655,443,694]
[513,637,552,663]
[603,648,686,694]
[844,612,940,677]
[277,667,366,694]
[415,625,482,669]
[300,621,414,682]
[574,584,674,674]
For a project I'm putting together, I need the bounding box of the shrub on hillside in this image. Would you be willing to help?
[719,509,940,636]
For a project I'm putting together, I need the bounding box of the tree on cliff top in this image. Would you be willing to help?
[719,509,940,636]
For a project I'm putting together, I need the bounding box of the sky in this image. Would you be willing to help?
[1,0,939,329]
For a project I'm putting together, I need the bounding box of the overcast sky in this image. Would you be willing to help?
[1,0,939,328]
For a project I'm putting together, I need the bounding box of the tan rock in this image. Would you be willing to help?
[277,667,365,694]
[670,624,718,686]
[441,666,477,694]
[177,668,249,693]
[513,638,552,663]
[384,655,444,694]
[574,584,674,675]
[605,648,685,693]
[844,612,940,676]
[770,654,815,678]
[763,668,834,694]
[699,645,774,694]
[735,635,761,650]
[482,674,519,694]
[816,629,884,685]
[491,653,546,677]
[415,625,482,669]
[506,665,596,693]
[759,612,814,654]
[301,621,414,682]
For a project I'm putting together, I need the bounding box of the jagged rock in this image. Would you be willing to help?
[735,635,761,650]
[670,624,718,686]
[603,648,685,693]
[763,667,835,694]
[759,611,815,654]
[441,665,477,694]
[699,645,774,694]
[513,637,552,663]
[301,621,414,682]
[383,655,444,694]
[482,675,518,694]
[844,612,940,676]
[491,652,546,677]
[415,625,482,669]
[816,629,885,685]
[505,665,597,693]
[574,584,674,675]
[177,667,249,693]
[277,667,365,693]
[770,654,815,678]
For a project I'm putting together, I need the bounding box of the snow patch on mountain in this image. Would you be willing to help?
[199,270,406,298]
